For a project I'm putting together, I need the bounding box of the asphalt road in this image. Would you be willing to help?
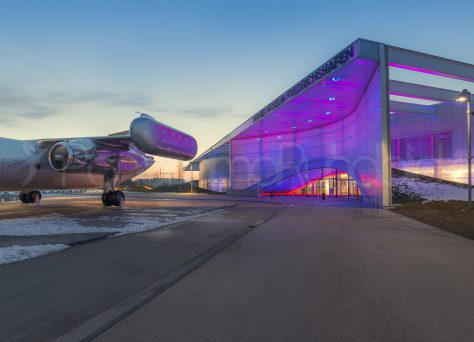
[0,201,280,342]
[4,196,474,341]
[95,205,474,342]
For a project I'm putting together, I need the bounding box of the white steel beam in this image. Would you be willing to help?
[388,46,474,82]
[389,80,463,103]
[389,101,436,115]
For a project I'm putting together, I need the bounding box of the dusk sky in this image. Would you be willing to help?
[1,0,473,177]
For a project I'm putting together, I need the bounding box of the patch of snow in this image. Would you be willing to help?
[393,176,468,201]
[0,210,218,237]
[0,244,69,265]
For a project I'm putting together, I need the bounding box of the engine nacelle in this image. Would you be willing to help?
[130,114,197,161]
[48,139,96,172]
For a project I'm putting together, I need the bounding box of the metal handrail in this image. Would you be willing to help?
[346,195,380,215]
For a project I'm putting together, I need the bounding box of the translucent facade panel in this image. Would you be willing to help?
[391,132,452,161]
[199,156,229,192]
[230,65,384,203]
[391,102,473,183]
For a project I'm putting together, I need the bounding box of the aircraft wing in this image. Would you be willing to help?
[35,113,198,160]
[36,135,133,151]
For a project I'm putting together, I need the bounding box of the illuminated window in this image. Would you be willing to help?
[391,131,452,161]
[435,131,453,159]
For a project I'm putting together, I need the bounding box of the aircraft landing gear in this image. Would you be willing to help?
[101,190,125,207]
[102,169,125,208]
[19,191,42,206]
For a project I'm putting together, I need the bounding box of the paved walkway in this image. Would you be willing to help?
[0,204,279,342]
[95,206,474,342]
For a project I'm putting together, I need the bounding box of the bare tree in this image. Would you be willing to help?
[177,161,184,192]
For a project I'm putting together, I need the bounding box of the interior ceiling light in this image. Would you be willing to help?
[292,126,297,129]
[277,136,282,139]
[307,119,313,123]
[328,97,336,101]
[331,76,341,82]
[325,111,332,115]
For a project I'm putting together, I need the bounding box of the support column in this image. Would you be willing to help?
[228,141,232,192]
[258,139,265,191]
[380,44,393,207]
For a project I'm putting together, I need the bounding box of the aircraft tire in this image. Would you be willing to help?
[102,192,112,206]
[19,192,28,203]
[27,191,41,203]
[111,190,125,206]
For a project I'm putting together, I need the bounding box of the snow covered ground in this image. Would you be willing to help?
[0,211,209,237]
[392,175,468,201]
[0,244,69,265]
[0,208,219,265]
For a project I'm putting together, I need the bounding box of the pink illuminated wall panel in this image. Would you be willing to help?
[391,102,473,184]
[230,65,384,202]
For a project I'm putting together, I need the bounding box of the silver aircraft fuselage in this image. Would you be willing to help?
[0,114,198,193]
[0,137,153,191]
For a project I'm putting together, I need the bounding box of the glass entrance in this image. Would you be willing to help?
[263,168,360,198]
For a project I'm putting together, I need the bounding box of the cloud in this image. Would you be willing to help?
[177,106,232,118]
[0,82,240,129]
[149,106,240,119]
[44,90,154,107]
[17,109,58,119]
[141,105,242,122]
[0,83,156,125]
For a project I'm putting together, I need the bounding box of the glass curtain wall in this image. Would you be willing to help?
[263,168,360,198]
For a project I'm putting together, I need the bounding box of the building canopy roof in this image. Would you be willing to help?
[186,38,474,171]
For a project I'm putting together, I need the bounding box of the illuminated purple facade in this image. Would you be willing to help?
[186,39,474,207]
[391,103,469,182]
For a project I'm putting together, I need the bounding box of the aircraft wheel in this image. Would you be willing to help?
[27,191,41,203]
[19,192,28,203]
[102,192,112,206]
[111,190,125,207]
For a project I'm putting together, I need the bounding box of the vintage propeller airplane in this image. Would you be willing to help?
[0,113,197,207]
